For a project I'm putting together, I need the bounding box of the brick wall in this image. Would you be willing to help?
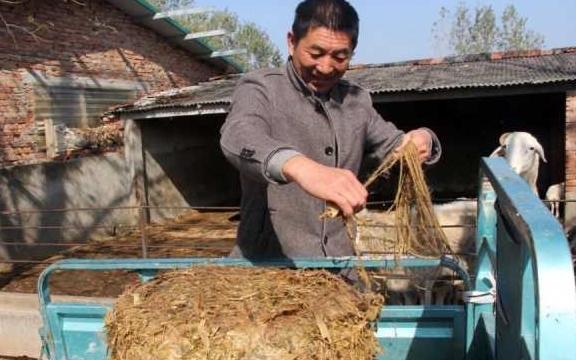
[565,91,576,227]
[0,0,222,167]
[566,92,576,191]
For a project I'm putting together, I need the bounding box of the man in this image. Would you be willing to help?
[220,0,440,260]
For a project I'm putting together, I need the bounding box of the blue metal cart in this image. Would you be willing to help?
[37,158,576,360]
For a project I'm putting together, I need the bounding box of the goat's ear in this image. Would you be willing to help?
[499,132,511,145]
[489,146,505,157]
[535,142,547,163]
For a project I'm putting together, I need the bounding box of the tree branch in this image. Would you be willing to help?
[0,0,85,45]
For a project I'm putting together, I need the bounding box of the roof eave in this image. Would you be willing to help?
[118,103,229,120]
[371,81,576,103]
[105,0,244,73]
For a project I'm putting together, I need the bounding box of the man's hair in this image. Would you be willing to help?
[292,0,359,49]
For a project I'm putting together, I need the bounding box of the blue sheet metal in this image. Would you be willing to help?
[38,256,464,306]
[378,306,466,360]
[469,170,500,355]
[38,256,467,360]
[476,157,576,360]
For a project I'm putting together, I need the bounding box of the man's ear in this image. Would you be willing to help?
[287,31,295,57]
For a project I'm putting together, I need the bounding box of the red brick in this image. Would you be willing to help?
[566,111,576,175]
[0,0,224,167]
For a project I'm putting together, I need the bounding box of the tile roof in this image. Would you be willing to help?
[111,47,576,115]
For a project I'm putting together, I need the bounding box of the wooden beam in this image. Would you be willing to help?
[44,119,57,159]
[184,29,227,40]
[152,7,214,20]
[124,119,150,228]
[201,49,247,59]
[118,103,229,120]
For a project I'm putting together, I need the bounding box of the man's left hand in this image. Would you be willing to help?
[393,128,432,162]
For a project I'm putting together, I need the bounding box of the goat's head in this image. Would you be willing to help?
[490,132,547,193]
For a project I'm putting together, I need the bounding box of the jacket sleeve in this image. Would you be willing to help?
[421,127,442,165]
[220,74,298,184]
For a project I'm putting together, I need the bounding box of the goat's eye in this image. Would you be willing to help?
[529,146,535,151]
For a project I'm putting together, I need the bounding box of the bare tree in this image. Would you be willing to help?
[0,0,86,45]
[432,4,545,56]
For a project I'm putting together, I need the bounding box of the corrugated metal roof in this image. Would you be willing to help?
[111,48,576,116]
[105,0,244,73]
[112,76,239,114]
[346,49,576,93]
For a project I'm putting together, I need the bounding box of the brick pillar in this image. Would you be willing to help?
[565,91,576,228]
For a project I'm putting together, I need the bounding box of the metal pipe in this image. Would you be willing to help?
[139,206,148,259]
[0,223,233,230]
[0,205,240,216]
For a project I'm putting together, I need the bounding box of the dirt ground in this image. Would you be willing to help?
[0,211,237,297]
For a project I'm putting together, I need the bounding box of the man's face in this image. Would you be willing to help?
[288,27,354,94]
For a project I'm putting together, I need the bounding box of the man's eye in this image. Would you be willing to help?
[310,53,323,59]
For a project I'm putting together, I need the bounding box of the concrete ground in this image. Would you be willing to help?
[0,292,43,358]
[0,291,113,358]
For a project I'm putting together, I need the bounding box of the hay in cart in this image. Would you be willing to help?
[105,266,384,360]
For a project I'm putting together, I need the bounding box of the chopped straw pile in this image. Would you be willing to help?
[106,266,384,360]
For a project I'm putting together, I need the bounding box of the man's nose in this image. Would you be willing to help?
[315,57,335,76]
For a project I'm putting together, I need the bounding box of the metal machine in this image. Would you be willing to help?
[37,158,576,360]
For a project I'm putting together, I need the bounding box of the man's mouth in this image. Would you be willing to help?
[312,78,334,87]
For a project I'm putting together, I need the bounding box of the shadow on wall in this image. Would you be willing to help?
[0,0,217,91]
[140,115,241,222]
[0,153,137,269]
[0,0,230,272]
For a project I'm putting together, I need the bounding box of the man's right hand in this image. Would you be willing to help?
[282,155,368,217]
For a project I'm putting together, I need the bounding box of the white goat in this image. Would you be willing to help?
[491,132,564,220]
[546,182,565,218]
[490,132,547,195]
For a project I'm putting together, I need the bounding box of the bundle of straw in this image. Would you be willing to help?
[322,141,453,259]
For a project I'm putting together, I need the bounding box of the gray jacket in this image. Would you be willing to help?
[220,61,435,259]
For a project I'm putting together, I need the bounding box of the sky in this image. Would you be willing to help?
[193,0,576,65]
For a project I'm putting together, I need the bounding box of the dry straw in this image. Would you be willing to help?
[322,141,453,259]
[106,266,384,360]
